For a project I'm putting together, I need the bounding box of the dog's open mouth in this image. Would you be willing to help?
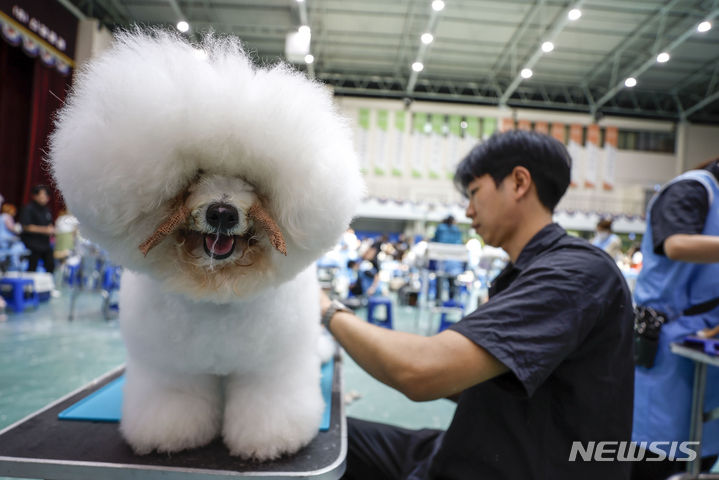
[203,233,236,260]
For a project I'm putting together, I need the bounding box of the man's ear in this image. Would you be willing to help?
[510,166,533,200]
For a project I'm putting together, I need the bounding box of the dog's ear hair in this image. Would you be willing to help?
[138,191,191,256]
[248,201,287,256]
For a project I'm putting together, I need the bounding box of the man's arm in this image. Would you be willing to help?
[664,234,719,263]
[322,292,508,402]
[22,224,54,235]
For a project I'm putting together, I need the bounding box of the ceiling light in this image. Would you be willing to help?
[431,0,445,12]
[412,62,424,72]
[421,33,434,44]
[656,52,670,63]
[304,54,314,64]
[176,21,189,33]
[520,68,533,79]
[568,8,582,21]
[697,21,712,33]
[298,25,311,36]
[624,77,637,88]
[541,41,554,53]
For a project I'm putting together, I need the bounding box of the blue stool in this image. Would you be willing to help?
[438,299,465,333]
[0,277,39,312]
[367,296,393,329]
[64,263,81,286]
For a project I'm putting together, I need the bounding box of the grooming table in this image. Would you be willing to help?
[671,342,719,475]
[0,360,346,480]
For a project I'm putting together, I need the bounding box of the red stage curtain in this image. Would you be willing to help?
[0,38,71,217]
[0,39,33,210]
[23,56,71,216]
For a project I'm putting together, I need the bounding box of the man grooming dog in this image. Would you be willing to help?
[321,130,635,479]
[50,30,364,460]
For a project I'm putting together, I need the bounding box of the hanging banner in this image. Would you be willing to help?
[482,117,497,140]
[517,119,531,131]
[446,115,462,179]
[392,110,406,177]
[500,117,514,132]
[585,124,600,189]
[0,0,76,76]
[603,126,618,190]
[534,121,549,135]
[463,116,481,161]
[551,122,565,144]
[411,112,428,178]
[568,124,584,188]
[429,114,445,179]
[357,108,371,175]
[374,109,388,176]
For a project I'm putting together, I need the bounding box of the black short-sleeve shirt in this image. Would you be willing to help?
[19,201,53,251]
[650,161,719,255]
[428,223,634,480]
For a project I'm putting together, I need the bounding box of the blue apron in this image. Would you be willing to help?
[633,169,719,456]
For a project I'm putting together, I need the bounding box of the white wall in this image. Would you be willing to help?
[74,18,113,68]
[680,123,719,171]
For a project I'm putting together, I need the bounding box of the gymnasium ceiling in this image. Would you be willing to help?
[62,0,719,123]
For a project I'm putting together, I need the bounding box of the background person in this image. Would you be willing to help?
[591,217,622,261]
[431,215,464,301]
[0,203,28,271]
[320,130,634,479]
[19,185,55,274]
[631,156,719,480]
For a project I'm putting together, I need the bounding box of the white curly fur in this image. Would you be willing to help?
[49,29,364,460]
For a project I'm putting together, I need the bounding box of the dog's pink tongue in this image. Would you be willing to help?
[206,234,234,256]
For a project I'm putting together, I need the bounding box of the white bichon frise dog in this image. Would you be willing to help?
[49,30,364,460]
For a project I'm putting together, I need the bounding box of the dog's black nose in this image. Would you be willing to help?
[206,203,239,231]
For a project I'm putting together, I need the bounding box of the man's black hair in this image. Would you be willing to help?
[453,130,572,212]
[347,260,358,268]
[31,185,49,196]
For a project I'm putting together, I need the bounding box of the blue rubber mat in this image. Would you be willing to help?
[59,359,334,431]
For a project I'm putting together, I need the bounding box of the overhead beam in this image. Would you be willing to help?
[668,53,719,93]
[499,0,587,106]
[681,89,719,120]
[167,0,186,25]
[57,0,87,20]
[592,8,719,115]
[296,0,314,77]
[581,0,684,85]
[489,0,545,77]
[405,2,444,95]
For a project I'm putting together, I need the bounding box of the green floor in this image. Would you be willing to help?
[0,285,455,479]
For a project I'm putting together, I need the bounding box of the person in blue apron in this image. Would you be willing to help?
[632,157,719,479]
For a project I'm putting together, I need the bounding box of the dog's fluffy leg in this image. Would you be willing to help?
[120,360,222,454]
[222,356,324,460]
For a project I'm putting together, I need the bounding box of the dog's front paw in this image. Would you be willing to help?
[222,377,324,460]
[120,371,222,455]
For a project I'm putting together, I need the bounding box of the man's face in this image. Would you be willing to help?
[465,174,514,248]
[33,190,49,206]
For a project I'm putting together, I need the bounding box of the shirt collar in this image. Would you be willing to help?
[512,223,566,271]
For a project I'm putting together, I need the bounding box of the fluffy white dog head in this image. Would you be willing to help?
[50,30,364,301]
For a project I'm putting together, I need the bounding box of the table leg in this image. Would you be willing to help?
[688,361,707,474]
